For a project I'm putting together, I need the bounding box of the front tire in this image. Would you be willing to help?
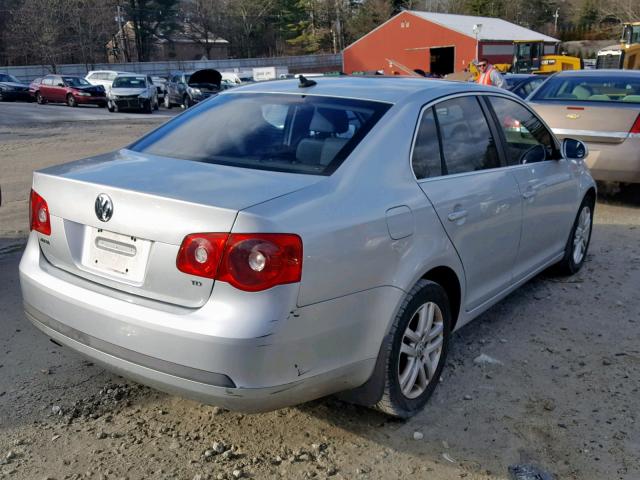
[553,196,594,275]
[164,93,172,109]
[376,280,451,418]
[36,92,46,104]
[107,100,116,113]
[143,99,152,114]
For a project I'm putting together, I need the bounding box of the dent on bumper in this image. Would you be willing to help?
[25,304,374,412]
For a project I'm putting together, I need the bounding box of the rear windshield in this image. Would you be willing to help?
[531,75,640,104]
[113,76,146,88]
[130,93,391,175]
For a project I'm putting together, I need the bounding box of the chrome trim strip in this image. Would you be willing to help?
[24,303,237,388]
[552,128,630,139]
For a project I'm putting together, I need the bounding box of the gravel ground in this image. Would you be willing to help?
[1,116,639,480]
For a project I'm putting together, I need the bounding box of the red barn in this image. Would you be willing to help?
[343,11,558,76]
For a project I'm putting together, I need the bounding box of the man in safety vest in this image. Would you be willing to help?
[476,58,505,88]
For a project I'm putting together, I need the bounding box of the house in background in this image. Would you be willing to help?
[107,21,229,63]
[343,11,558,76]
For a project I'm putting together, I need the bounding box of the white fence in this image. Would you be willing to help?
[0,54,342,82]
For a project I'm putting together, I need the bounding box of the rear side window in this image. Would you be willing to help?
[531,75,640,103]
[488,96,557,165]
[42,77,53,86]
[131,93,391,175]
[436,96,500,175]
[412,108,442,180]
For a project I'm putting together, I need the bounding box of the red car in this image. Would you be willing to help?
[33,75,106,107]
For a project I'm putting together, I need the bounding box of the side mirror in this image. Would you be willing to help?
[562,138,588,160]
[57,82,64,87]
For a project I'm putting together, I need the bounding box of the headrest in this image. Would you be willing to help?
[310,108,349,134]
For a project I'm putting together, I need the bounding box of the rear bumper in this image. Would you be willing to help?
[584,139,640,183]
[19,233,393,411]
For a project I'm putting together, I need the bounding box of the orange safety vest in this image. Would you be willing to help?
[478,66,495,85]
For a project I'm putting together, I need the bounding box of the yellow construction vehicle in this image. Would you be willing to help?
[511,40,582,74]
[457,41,581,81]
[596,22,640,70]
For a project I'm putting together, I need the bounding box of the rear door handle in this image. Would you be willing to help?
[447,209,468,222]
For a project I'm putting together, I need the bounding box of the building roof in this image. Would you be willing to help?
[408,11,558,42]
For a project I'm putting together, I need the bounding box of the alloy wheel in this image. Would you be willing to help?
[572,205,591,265]
[397,301,444,399]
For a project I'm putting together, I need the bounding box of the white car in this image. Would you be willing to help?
[85,70,129,92]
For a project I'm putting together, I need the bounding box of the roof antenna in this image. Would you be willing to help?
[298,75,317,88]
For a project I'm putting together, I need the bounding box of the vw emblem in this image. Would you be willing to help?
[95,194,113,222]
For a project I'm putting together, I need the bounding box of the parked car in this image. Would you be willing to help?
[503,73,545,99]
[33,75,106,107]
[85,70,129,92]
[528,69,640,184]
[20,77,595,418]
[164,69,221,108]
[28,78,42,99]
[107,74,159,113]
[0,73,32,102]
[151,76,168,103]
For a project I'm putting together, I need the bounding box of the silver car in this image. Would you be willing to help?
[107,74,159,113]
[20,77,595,418]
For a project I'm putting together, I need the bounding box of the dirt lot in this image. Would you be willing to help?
[1,114,639,480]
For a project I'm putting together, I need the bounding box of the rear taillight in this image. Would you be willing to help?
[29,189,51,236]
[176,233,227,279]
[177,233,303,292]
[630,114,640,136]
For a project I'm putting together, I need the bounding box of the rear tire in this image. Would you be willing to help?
[552,195,594,275]
[66,94,77,107]
[375,280,451,418]
[182,94,192,109]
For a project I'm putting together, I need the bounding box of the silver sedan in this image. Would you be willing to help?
[20,77,595,418]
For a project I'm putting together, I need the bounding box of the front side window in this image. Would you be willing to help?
[131,93,390,175]
[412,107,442,180]
[436,96,500,175]
[488,96,557,165]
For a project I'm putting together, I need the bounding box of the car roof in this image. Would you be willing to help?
[552,69,640,78]
[88,70,129,74]
[225,76,498,104]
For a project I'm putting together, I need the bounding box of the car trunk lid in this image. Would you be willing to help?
[33,149,322,307]
[530,101,640,144]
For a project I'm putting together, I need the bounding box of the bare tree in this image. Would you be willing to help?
[229,0,275,57]
[182,0,226,58]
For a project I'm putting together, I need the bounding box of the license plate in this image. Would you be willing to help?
[81,227,151,283]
